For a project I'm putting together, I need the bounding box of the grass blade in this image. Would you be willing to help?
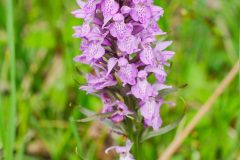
[5,0,17,159]
[70,117,84,160]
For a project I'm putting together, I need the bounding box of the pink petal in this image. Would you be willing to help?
[121,6,131,14]
[161,51,175,61]
[107,57,118,75]
[139,46,155,65]
[155,41,173,52]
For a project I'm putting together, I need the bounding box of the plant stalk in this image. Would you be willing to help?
[5,0,17,159]
[133,130,142,160]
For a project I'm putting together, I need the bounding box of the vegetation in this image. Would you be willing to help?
[0,0,239,159]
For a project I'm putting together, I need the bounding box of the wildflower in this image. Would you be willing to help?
[105,139,134,160]
[140,98,163,130]
[109,14,133,40]
[101,0,119,26]
[72,0,175,158]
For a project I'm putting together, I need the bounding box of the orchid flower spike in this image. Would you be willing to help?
[72,0,175,159]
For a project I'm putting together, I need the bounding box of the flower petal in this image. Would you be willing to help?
[107,57,118,76]
[102,0,119,26]
[118,35,139,54]
[139,45,155,65]
[155,41,173,52]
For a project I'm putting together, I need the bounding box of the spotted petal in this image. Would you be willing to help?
[141,98,163,130]
[118,35,140,54]
[107,57,118,76]
[101,0,119,27]
[139,45,155,65]
[131,79,154,101]
[130,3,151,25]
[118,64,138,86]
[84,42,105,61]
[110,23,133,41]
[73,23,90,38]
[140,98,156,120]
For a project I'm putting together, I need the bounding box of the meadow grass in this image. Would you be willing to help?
[4,0,17,159]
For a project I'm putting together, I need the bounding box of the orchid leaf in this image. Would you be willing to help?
[141,115,184,142]
[78,106,126,134]
[77,112,113,122]
[158,87,178,97]
[78,106,96,116]
[101,119,126,135]
[158,84,188,97]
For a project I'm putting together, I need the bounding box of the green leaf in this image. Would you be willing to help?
[158,84,188,97]
[141,115,184,142]
[76,112,113,122]
[158,87,178,97]
[78,106,95,116]
[78,106,126,135]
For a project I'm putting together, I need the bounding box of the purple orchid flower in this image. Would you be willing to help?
[140,98,163,130]
[139,45,155,65]
[101,0,120,27]
[131,70,154,101]
[72,0,100,20]
[105,139,134,160]
[102,100,133,123]
[117,57,138,86]
[117,35,140,55]
[72,0,176,158]
[73,23,90,38]
[80,71,117,93]
[109,13,133,40]
[130,1,152,26]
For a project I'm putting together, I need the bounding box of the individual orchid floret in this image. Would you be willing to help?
[117,57,138,86]
[101,0,120,26]
[139,45,155,65]
[83,42,105,61]
[101,93,133,123]
[111,101,133,123]
[73,23,90,38]
[131,70,154,101]
[72,0,100,20]
[140,98,163,130]
[145,65,167,83]
[117,35,140,55]
[109,14,133,40]
[80,71,117,93]
[130,1,151,25]
[105,139,134,160]
[86,25,109,42]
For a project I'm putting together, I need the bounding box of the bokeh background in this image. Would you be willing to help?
[0,0,239,159]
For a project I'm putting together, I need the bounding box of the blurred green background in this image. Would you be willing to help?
[0,0,239,160]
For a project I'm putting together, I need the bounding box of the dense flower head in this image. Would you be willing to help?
[73,0,174,158]
[73,0,174,130]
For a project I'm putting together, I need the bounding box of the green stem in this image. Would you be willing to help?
[133,129,142,160]
[5,0,16,159]
[124,96,143,160]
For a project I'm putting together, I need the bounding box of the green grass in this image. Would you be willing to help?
[0,0,239,160]
[4,0,17,159]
